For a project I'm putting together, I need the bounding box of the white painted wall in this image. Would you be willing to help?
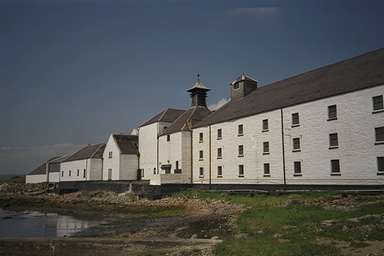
[192,109,284,184]
[192,85,384,185]
[139,121,173,181]
[60,159,102,181]
[283,85,384,185]
[48,172,60,183]
[158,131,192,184]
[102,135,121,180]
[26,174,46,184]
[120,154,138,180]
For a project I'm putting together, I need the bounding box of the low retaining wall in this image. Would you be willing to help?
[57,181,384,198]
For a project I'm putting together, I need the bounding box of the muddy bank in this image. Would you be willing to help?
[0,183,243,256]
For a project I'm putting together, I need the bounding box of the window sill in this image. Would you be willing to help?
[329,146,339,149]
[238,155,244,158]
[199,176,204,178]
[238,134,244,137]
[238,175,245,178]
[331,173,341,176]
[199,141,203,144]
[262,129,269,133]
[263,174,271,177]
[291,124,300,128]
[375,141,384,145]
[217,137,222,140]
[217,175,223,178]
[263,152,270,155]
[292,149,301,152]
[293,174,302,177]
[217,157,222,159]
[199,159,204,161]
[327,117,337,121]
[372,109,384,114]
[377,172,384,176]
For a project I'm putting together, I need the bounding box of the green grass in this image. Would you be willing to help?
[176,189,384,256]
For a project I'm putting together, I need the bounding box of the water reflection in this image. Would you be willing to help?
[0,208,102,238]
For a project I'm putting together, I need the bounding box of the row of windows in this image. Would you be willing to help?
[198,127,383,160]
[196,95,383,143]
[61,169,86,178]
[198,157,384,178]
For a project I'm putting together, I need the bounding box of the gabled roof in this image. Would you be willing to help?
[231,73,257,85]
[139,108,185,127]
[160,106,211,136]
[62,143,105,162]
[112,134,138,154]
[195,48,384,128]
[28,155,68,175]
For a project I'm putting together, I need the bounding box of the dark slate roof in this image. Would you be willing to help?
[113,134,138,154]
[231,73,257,85]
[139,108,185,127]
[62,144,105,162]
[28,155,68,175]
[161,106,211,136]
[195,48,384,128]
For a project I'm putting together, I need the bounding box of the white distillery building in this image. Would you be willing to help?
[138,48,384,186]
[26,155,69,184]
[102,134,139,181]
[60,144,105,182]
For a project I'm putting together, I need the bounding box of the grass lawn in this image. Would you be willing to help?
[176,190,384,256]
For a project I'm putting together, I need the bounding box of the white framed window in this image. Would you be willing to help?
[292,138,301,152]
[375,127,384,144]
[263,142,269,155]
[217,129,222,140]
[377,157,384,175]
[292,113,300,127]
[166,135,170,141]
[263,163,270,177]
[108,151,112,158]
[262,119,269,132]
[199,150,204,160]
[238,165,244,177]
[217,148,222,159]
[199,167,204,178]
[330,159,341,176]
[238,145,244,157]
[328,105,337,120]
[199,132,203,143]
[217,166,223,177]
[77,169,80,176]
[238,124,244,136]
[329,133,339,148]
[373,95,383,112]
[293,161,302,176]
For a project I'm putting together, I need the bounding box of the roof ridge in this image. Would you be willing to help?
[89,143,105,159]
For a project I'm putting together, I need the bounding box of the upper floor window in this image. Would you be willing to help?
[238,124,244,136]
[217,166,223,177]
[292,113,300,127]
[373,95,383,112]
[377,157,384,175]
[199,132,203,143]
[293,138,301,152]
[329,133,339,148]
[238,165,244,177]
[217,148,222,159]
[262,119,269,132]
[328,105,337,120]
[263,163,270,177]
[166,135,170,141]
[330,159,341,176]
[217,129,222,140]
[199,150,204,160]
[199,167,204,177]
[108,151,112,158]
[375,127,384,144]
[238,145,244,157]
[293,161,302,176]
[263,142,270,155]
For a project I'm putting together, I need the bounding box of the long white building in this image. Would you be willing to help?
[139,48,384,186]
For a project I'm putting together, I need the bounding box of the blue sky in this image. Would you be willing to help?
[1,0,383,174]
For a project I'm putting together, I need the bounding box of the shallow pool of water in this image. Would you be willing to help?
[0,208,104,238]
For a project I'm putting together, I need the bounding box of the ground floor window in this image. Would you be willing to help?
[330,159,341,176]
[199,167,204,178]
[239,165,244,177]
[378,157,384,175]
[293,161,302,176]
[77,169,80,176]
[217,166,223,177]
[108,168,112,180]
[83,169,86,178]
[69,170,71,176]
[264,163,270,177]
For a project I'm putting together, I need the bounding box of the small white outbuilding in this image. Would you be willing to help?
[60,144,105,182]
[26,154,69,184]
[102,134,139,181]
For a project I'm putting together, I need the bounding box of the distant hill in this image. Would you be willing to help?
[0,174,25,183]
